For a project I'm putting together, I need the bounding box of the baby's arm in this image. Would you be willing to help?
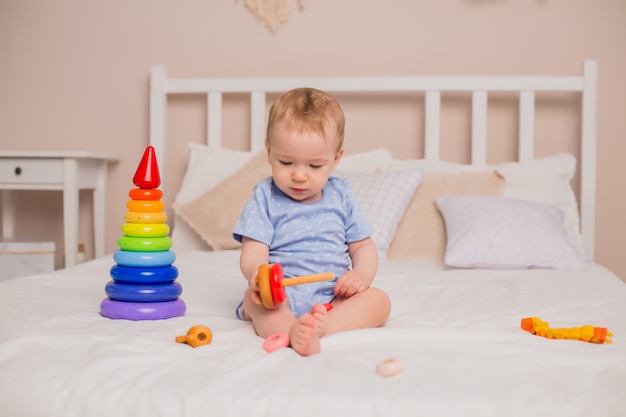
[240,237,270,304]
[334,237,379,298]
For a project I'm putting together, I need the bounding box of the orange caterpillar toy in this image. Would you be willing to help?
[521,317,613,344]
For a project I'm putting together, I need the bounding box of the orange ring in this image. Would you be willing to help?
[256,264,275,308]
[129,188,163,201]
[126,200,165,213]
[124,211,167,224]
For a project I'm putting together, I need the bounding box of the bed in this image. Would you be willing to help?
[2,60,626,417]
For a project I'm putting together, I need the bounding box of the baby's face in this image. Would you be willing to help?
[266,122,342,204]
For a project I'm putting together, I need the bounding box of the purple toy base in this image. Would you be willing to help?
[100,298,186,320]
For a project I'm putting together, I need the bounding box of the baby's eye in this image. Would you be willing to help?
[279,160,293,166]
[309,165,323,169]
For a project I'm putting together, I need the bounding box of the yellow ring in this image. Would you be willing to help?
[126,200,165,213]
[117,236,172,252]
[124,211,167,224]
[121,222,170,238]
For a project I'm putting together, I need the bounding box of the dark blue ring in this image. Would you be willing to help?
[110,265,178,284]
[104,281,183,303]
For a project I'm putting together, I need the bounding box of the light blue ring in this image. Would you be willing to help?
[113,250,176,267]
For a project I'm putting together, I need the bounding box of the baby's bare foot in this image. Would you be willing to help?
[290,314,321,356]
[311,304,329,337]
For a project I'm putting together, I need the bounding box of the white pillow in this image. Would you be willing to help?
[435,195,585,271]
[334,170,424,260]
[172,144,394,251]
[384,154,585,258]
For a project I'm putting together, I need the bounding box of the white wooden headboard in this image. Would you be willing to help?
[149,60,598,259]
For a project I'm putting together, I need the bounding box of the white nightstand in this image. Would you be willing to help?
[0,151,118,268]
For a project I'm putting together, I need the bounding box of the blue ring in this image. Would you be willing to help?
[110,265,178,284]
[104,281,183,303]
[113,250,176,267]
[100,298,186,321]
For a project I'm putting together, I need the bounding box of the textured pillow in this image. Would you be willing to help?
[173,151,271,251]
[384,153,585,259]
[334,170,423,260]
[435,195,585,270]
[387,171,505,261]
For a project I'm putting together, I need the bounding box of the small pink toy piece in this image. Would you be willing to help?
[376,358,404,377]
[263,332,290,353]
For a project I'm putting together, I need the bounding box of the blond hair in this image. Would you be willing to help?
[266,88,345,152]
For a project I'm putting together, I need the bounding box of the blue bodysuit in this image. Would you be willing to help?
[233,176,373,318]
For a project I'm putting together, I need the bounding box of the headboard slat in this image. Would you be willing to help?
[424,91,441,160]
[207,92,223,149]
[471,91,488,165]
[250,92,267,153]
[518,91,535,162]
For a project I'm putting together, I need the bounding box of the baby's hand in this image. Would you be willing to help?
[334,270,370,298]
[248,277,263,305]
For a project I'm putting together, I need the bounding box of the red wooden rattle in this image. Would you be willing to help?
[256,263,335,309]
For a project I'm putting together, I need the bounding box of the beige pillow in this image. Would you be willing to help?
[173,151,271,251]
[387,171,505,262]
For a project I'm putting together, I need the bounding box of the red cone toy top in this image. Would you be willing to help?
[133,146,161,189]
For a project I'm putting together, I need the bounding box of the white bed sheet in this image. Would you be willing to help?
[1,250,625,417]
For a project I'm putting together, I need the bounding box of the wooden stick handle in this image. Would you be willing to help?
[282,272,335,287]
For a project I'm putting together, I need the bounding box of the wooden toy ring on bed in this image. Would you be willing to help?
[121,222,170,238]
[176,325,213,348]
[255,264,335,309]
[126,199,165,213]
[124,211,168,224]
[110,265,179,284]
[376,358,404,377]
[263,332,290,353]
[104,281,182,303]
[113,250,176,268]
[100,298,186,320]
[129,188,163,200]
[117,236,172,252]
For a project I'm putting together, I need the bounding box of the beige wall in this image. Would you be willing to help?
[1,1,625,280]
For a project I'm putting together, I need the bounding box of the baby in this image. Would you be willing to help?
[233,87,391,356]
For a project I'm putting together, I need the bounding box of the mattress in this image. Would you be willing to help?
[1,250,625,417]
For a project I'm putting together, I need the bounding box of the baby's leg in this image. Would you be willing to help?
[324,287,391,336]
[289,304,328,356]
[243,287,297,337]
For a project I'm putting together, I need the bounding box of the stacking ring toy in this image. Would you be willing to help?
[110,265,178,284]
[176,325,213,348]
[113,250,176,268]
[129,188,163,200]
[263,332,290,353]
[121,223,170,237]
[100,298,186,320]
[118,236,172,251]
[376,358,404,377]
[105,281,182,302]
[124,211,167,224]
[256,264,335,309]
[126,200,165,212]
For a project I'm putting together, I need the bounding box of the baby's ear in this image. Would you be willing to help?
[332,148,344,168]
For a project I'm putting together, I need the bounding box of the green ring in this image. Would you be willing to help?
[117,236,173,252]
